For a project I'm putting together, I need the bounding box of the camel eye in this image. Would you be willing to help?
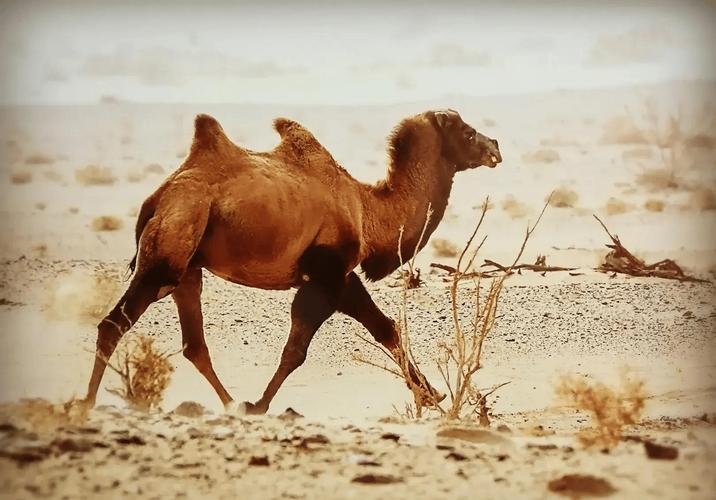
[466,131,475,142]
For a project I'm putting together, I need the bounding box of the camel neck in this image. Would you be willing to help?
[362,158,454,266]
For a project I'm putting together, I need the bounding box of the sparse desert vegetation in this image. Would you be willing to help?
[644,199,665,212]
[604,197,632,215]
[75,164,117,186]
[24,153,55,165]
[105,335,176,412]
[10,170,32,184]
[430,238,458,258]
[91,215,123,231]
[144,163,164,175]
[522,147,560,164]
[547,187,579,208]
[501,195,529,219]
[556,371,646,448]
[688,186,716,211]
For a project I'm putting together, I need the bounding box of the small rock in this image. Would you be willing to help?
[352,473,403,484]
[278,408,303,421]
[446,451,468,461]
[212,426,234,440]
[53,438,94,453]
[380,432,400,442]
[644,440,678,460]
[496,424,511,433]
[547,474,616,497]
[115,435,145,446]
[173,401,205,418]
[249,455,270,466]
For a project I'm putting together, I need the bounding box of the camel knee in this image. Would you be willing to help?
[96,319,124,357]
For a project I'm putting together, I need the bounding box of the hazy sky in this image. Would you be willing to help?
[0,0,714,105]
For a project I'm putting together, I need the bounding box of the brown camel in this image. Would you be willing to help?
[83,108,502,414]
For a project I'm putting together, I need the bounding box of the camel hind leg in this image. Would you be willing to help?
[84,181,211,405]
[172,267,233,406]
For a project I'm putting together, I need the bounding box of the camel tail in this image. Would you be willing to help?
[126,194,158,277]
[190,114,232,154]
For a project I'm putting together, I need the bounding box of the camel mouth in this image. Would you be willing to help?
[478,154,501,168]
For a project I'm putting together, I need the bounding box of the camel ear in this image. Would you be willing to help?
[434,111,450,128]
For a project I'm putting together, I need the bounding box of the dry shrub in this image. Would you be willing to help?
[635,167,682,192]
[44,269,121,324]
[601,116,647,145]
[622,148,653,161]
[431,238,459,258]
[644,199,665,212]
[32,243,48,258]
[556,371,646,448]
[25,153,55,165]
[522,148,560,164]
[68,207,79,214]
[10,171,32,184]
[126,168,145,183]
[144,163,165,175]
[355,197,549,422]
[91,215,123,231]
[547,187,578,208]
[75,164,116,186]
[43,170,65,183]
[106,335,176,411]
[35,202,46,211]
[689,186,716,211]
[604,197,632,215]
[684,133,716,149]
[501,195,529,219]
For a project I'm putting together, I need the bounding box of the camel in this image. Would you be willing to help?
[83,108,502,414]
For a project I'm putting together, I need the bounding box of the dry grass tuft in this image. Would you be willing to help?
[556,371,646,448]
[601,116,648,145]
[105,335,176,412]
[24,153,55,165]
[431,238,459,258]
[688,186,716,211]
[604,197,632,215]
[10,171,32,184]
[91,215,123,232]
[547,187,579,208]
[635,168,682,192]
[522,148,560,164]
[622,148,654,161]
[644,199,665,212]
[125,168,145,183]
[501,196,529,219]
[75,165,117,186]
[144,163,165,175]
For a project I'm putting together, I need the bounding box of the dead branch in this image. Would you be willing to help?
[593,215,709,283]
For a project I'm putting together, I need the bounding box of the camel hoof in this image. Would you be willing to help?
[239,401,267,416]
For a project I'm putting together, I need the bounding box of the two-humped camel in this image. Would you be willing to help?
[83,109,502,414]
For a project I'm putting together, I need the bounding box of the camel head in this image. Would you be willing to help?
[432,109,502,171]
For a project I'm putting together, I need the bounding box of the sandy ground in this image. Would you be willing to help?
[0,80,715,498]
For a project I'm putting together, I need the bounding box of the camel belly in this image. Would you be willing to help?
[191,174,362,289]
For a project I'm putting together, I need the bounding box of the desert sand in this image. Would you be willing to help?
[0,80,715,498]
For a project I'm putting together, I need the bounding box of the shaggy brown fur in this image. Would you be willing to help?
[84,109,502,415]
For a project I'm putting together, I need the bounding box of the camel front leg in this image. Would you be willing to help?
[242,280,337,415]
[338,272,445,404]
